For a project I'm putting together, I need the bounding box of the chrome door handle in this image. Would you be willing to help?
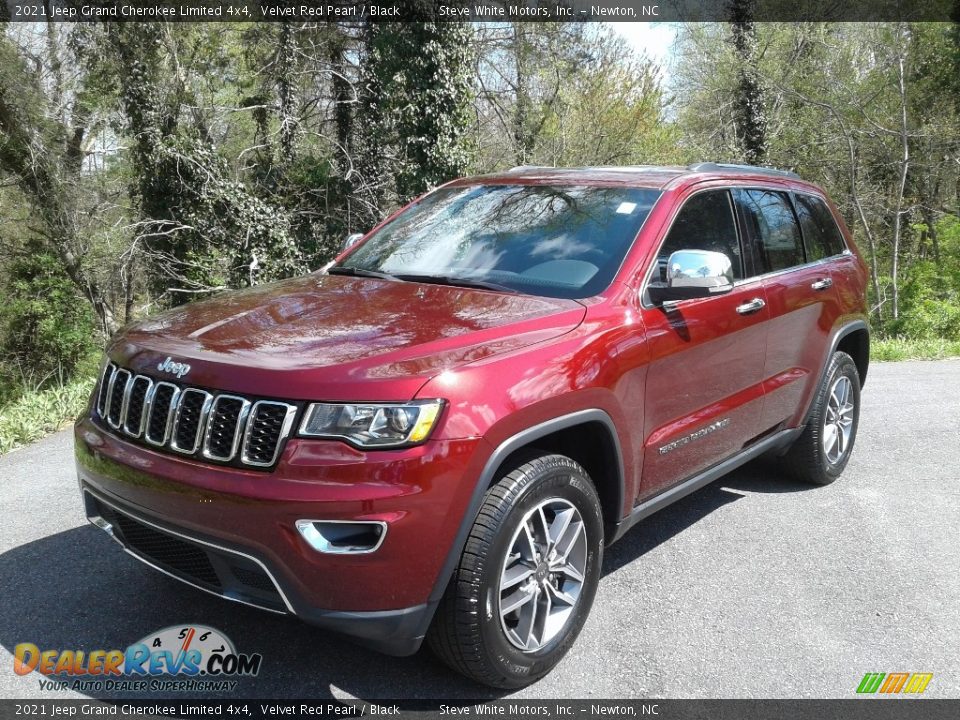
[811,278,834,291]
[736,298,766,315]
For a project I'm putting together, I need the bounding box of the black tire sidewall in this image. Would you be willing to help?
[813,353,861,480]
[476,460,604,685]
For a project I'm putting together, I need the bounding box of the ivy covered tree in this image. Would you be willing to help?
[355,12,473,222]
[727,0,768,165]
[107,25,306,300]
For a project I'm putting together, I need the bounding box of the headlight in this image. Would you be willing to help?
[298,399,444,448]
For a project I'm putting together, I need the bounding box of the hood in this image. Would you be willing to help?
[110,273,585,401]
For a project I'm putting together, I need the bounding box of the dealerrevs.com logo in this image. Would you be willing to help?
[14,625,262,693]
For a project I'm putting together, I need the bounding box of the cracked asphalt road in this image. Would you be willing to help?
[1,360,958,700]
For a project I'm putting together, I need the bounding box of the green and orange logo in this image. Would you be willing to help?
[857,672,933,694]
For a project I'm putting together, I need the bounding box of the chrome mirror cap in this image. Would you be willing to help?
[648,249,735,307]
[666,249,734,290]
[342,233,364,252]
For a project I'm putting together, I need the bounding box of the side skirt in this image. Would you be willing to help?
[608,427,803,544]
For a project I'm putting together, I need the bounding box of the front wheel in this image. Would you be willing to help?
[782,350,861,485]
[428,453,604,688]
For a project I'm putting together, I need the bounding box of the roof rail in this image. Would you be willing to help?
[506,165,554,172]
[687,162,801,180]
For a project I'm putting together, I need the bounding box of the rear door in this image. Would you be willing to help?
[637,189,770,502]
[733,188,843,431]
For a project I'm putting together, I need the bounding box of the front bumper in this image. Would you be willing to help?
[74,417,486,655]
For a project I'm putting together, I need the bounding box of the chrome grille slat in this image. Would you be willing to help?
[96,363,116,418]
[242,401,297,467]
[94,363,294,468]
[203,395,251,462]
[170,389,213,455]
[145,382,180,446]
[122,375,153,438]
[106,370,131,429]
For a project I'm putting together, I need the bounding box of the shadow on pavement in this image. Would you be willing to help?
[0,457,808,701]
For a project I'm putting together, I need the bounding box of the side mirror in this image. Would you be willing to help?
[648,249,734,307]
[342,233,364,252]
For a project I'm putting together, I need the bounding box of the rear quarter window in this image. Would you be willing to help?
[794,193,846,260]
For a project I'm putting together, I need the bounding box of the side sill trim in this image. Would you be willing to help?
[608,427,802,544]
[83,486,296,615]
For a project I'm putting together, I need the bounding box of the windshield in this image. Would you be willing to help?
[336,184,661,299]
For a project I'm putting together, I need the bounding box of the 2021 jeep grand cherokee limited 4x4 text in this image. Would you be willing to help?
[76,163,868,688]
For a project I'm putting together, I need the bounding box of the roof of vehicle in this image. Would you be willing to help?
[455,163,819,192]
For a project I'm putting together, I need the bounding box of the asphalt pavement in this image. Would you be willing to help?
[1,360,958,700]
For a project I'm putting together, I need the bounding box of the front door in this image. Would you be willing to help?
[637,189,770,503]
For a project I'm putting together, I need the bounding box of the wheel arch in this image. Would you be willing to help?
[427,409,625,606]
[800,320,869,427]
[835,322,870,387]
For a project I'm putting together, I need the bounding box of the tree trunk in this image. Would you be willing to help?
[890,28,912,321]
[728,0,767,165]
[512,24,534,165]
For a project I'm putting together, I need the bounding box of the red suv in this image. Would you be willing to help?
[76,163,868,688]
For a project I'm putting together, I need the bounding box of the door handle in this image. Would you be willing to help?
[811,278,834,291]
[736,298,766,315]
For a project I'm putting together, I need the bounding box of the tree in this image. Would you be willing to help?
[0,28,119,334]
[672,22,960,329]
[727,0,768,164]
[354,16,473,221]
[105,24,306,300]
[472,24,668,170]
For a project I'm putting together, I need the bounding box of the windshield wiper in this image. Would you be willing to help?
[393,273,520,294]
[327,266,400,282]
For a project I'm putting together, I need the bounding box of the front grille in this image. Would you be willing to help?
[94,362,295,469]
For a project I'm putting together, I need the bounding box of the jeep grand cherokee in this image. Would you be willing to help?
[76,163,868,688]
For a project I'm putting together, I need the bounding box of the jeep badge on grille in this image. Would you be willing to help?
[157,356,191,379]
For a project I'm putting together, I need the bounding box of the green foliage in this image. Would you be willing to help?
[533,27,672,166]
[871,336,960,362]
[0,240,98,400]
[885,216,960,340]
[0,374,96,456]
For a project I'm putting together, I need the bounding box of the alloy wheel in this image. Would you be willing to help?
[823,375,855,465]
[498,498,588,652]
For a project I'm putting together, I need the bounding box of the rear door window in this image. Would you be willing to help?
[793,193,846,260]
[735,189,805,273]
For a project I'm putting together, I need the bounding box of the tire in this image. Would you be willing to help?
[427,453,604,689]
[782,351,861,485]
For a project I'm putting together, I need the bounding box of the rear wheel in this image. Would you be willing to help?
[428,453,603,688]
[782,351,861,485]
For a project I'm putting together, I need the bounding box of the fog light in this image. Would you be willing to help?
[295,520,386,554]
